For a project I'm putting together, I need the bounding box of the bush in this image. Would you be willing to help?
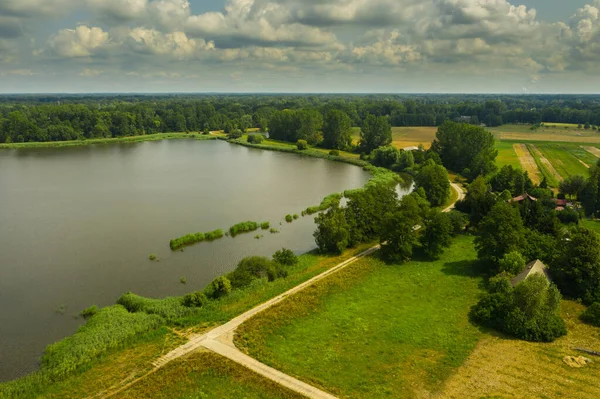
[297,139,308,150]
[303,193,342,216]
[182,291,208,308]
[79,305,98,319]
[247,134,265,144]
[148,254,157,261]
[581,302,600,327]
[170,229,224,250]
[293,214,299,220]
[260,222,270,230]
[229,221,260,237]
[557,208,580,225]
[228,256,276,289]
[285,214,293,223]
[270,228,279,234]
[470,274,566,342]
[205,276,232,299]
[329,150,340,156]
[498,251,526,275]
[447,211,467,235]
[204,229,224,241]
[273,248,298,266]
[117,293,193,321]
[228,129,243,139]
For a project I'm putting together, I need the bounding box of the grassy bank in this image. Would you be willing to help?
[0,133,216,149]
[235,235,484,399]
[0,244,374,398]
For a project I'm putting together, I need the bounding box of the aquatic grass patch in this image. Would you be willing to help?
[41,305,164,381]
[117,293,194,322]
[302,193,342,216]
[261,222,270,230]
[169,229,224,250]
[229,221,260,237]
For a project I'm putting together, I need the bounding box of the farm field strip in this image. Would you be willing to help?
[512,144,541,184]
[583,146,600,158]
[528,144,562,185]
[534,144,591,178]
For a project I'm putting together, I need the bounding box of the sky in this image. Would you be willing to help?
[0,0,598,93]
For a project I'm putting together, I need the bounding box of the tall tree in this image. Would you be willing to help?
[314,202,350,254]
[475,201,527,264]
[322,110,352,150]
[359,114,392,153]
[420,210,452,259]
[415,161,451,207]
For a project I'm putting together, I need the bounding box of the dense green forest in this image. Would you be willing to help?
[1,94,600,144]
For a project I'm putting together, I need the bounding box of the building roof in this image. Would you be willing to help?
[403,146,420,152]
[510,259,551,286]
[555,199,568,206]
[510,193,537,203]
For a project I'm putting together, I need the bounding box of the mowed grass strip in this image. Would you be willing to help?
[235,236,484,399]
[439,301,600,399]
[489,124,600,143]
[583,146,600,159]
[495,141,522,170]
[512,144,541,184]
[534,143,590,178]
[115,352,303,399]
[528,144,561,187]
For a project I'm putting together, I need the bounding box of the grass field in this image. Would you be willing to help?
[439,301,600,399]
[489,124,600,143]
[117,352,302,399]
[235,236,484,399]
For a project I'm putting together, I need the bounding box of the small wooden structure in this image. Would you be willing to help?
[510,193,537,203]
[510,259,551,286]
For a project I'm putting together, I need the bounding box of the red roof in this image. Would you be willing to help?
[555,199,568,206]
[510,193,537,203]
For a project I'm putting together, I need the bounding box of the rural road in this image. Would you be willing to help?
[148,182,466,399]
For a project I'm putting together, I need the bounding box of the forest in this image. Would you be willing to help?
[1,94,600,144]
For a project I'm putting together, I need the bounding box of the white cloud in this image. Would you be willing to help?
[127,28,214,58]
[49,26,109,57]
[79,68,103,77]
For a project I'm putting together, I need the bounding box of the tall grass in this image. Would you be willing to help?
[303,193,343,216]
[229,221,260,237]
[41,305,164,381]
[170,229,224,250]
[117,293,195,321]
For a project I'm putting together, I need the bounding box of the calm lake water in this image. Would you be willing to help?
[0,139,377,382]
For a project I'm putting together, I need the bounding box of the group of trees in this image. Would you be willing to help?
[2,94,600,144]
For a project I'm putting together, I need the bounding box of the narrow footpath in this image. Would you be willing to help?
[115,182,465,399]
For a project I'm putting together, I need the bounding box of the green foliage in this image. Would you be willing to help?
[470,274,566,342]
[322,110,352,150]
[296,139,308,150]
[229,221,260,237]
[170,229,224,250]
[228,129,243,139]
[270,228,280,234]
[285,214,293,223]
[182,292,209,308]
[293,214,299,220]
[559,175,586,199]
[268,109,323,145]
[205,276,232,299]
[475,202,527,265]
[379,195,424,263]
[228,257,278,289]
[447,211,468,235]
[41,305,164,380]
[432,121,498,179]
[260,222,270,230]
[273,248,298,266]
[303,193,342,216]
[498,251,526,275]
[79,305,98,319]
[329,150,340,156]
[557,208,580,225]
[359,114,392,153]
[490,165,533,196]
[371,146,399,169]
[552,227,600,304]
[415,163,450,207]
[180,277,187,285]
[420,210,452,259]
[148,254,157,261]
[247,134,265,144]
[117,293,194,321]
[314,202,350,254]
[580,302,600,327]
[455,175,497,225]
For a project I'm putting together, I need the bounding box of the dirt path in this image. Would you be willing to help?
[114,183,464,399]
[529,144,563,182]
[513,144,541,184]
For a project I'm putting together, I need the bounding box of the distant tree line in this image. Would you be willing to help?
[1,94,600,144]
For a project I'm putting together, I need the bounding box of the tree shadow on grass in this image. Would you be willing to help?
[441,260,489,291]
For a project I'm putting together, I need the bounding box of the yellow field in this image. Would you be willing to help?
[391,126,436,149]
[529,144,564,182]
[439,301,600,399]
[513,144,541,184]
[489,124,600,144]
[583,146,600,158]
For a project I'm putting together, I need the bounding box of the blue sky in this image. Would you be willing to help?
[0,0,598,93]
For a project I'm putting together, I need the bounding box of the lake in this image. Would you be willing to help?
[0,139,379,382]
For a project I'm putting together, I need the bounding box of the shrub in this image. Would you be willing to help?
[557,208,580,225]
[229,221,260,237]
[261,222,270,230]
[170,229,224,250]
[581,302,600,327]
[447,211,467,235]
[148,254,157,261]
[293,214,299,220]
[303,193,342,216]
[180,276,187,285]
[329,150,340,156]
[182,292,208,308]
[285,214,293,223]
[498,251,526,275]
[228,256,276,289]
[247,134,265,144]
[204,229,224,241]
[228,129,243,139]
[117,293,193,321]
[205,276,232,299]
[270,228,280,234]
[470,274,566,342]
[267,264,289,282]
[273,248,298,266]
[297,139,308,150]
[79,305,98,319]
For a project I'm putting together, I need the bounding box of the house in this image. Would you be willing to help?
[403,146,421,152]
[510,259,551,287]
